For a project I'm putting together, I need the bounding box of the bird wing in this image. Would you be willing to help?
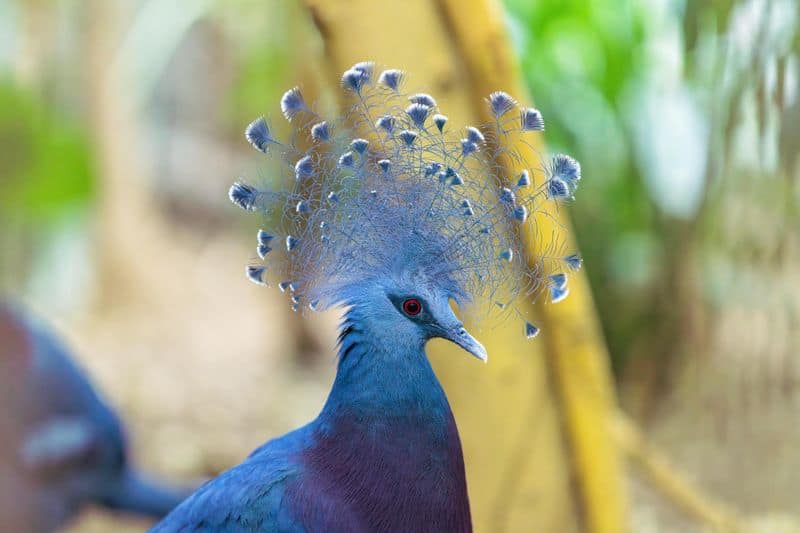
[97,468,192,519]
[150,456,303,533]
[20,416,98,477]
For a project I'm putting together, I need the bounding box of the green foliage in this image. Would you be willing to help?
[506,0,800,380]
[219,0,293,132]
[505,0,656,371]
[0,80,94,224]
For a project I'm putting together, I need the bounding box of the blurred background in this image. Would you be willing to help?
[0,0,797,531]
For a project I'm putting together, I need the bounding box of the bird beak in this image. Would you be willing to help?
[444,325,488,363]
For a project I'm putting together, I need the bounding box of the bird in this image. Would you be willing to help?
[0,303,191,532]
[154,61,583,532]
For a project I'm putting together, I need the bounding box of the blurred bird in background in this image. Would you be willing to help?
[0,303,191,532]
[155,62,582,532]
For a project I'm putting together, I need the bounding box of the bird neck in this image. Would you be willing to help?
[302,311,472,531]
[320,312,452,425]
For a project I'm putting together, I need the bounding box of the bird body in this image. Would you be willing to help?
[157,62,582,531]
[0,304,189,532]
[156,296,471,532]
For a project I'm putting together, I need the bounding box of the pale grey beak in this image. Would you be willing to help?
[445,325,488,363]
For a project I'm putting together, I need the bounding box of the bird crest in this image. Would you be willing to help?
[230,62,583,338]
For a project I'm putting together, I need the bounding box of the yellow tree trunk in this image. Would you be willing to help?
[298,1,627,531]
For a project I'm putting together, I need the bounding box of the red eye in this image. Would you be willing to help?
[402,298,422,316]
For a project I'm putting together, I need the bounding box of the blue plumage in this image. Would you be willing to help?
[487,91,517,116]
[247,265,267,285]
[0,303,190,531]
[564,253,584,270]
[156,285,473,532]
[155,61,586,531]
[244,117,273,153]
[547,177,570,199]
[281,87,307,121]
[408,93,437,107]
[520,107,545,131]
[378,69,403,92]
[405,103,430,128]
[310,121,330,142]
[228,182,259,211]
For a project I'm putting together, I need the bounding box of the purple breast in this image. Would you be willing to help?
[286,414,472,532]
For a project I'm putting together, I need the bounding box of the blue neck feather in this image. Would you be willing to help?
[321,311,450,421]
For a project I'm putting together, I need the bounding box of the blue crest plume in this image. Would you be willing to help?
[488,91,517,117]
[257,229,274,244]
[563,253,583,270]
[516,169,530,188]
[352,61,375,82]
[550,285,569,304]
[281,87,307,121]
[548,273,570,303]
[433,114,448,132]
[350,138,369,154]
[461,139,478,156]
[229,182,259,211]
[231,62,585,337]
[295,155,315,179]
[376,115,395,133]
[246,265,267,285]
[408,93,437,107]
[398,130,418,147]
[342,67,371,93]
[245,117,273,153]
[338,151,355,168]
[311,121,330,142]
[551,154,581,191]
[257,244,272,259]
[520,107,545,131]
[406,103,430,128]
[425,162,442,177]
[378,69,404,91]
[512,205,528,222]
[465,126,484,144]
[547,178,570,199]
[549,273,567,290]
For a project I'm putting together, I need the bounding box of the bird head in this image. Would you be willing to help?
[230,61,584,353]
[384,289,487,363]
[334,267,487,361]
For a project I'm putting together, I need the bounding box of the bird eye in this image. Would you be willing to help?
[402,298,422,316]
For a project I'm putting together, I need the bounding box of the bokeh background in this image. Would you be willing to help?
[0,0,798,531]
